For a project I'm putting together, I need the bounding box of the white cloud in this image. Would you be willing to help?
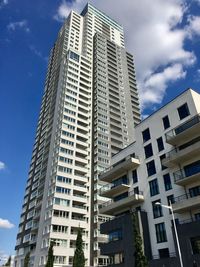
[0,218,14,229]
[29,45,48,61]
[54,0,197,110]
[186,15,200,38]
[7,20,30,33]
[139,63,186,109]
[54,0,72,21]
[0,0,8,9]
[0,161,6,170]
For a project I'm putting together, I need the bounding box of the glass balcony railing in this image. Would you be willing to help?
[166,114,200,141]
[173,191,200,203]
[174,164,200,183]
[99,179,129,195]
[99,190,143,208]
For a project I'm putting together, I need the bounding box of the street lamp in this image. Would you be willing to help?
[155,201,183,267]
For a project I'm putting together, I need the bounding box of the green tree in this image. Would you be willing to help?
[4,256,11,266]
[73,228,85,267]
[24,252,30,267]
[45,242,54,267]
[132,213,148,267]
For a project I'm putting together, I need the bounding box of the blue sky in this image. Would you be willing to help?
[0,0,200,261]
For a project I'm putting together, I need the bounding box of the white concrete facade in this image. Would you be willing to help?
[99,88,200,260]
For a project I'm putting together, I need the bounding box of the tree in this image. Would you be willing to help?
[132,213,148,267]
[24,252,30,267]
[45,242,54,267]
[73,228,85,267]
[4,256,11,266]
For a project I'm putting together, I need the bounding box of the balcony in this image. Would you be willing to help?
[172,193,200,213]
[99,190,144,215]
[99,155,140,183]
[165,114,200,145]
[99,183,130,198]
[163,141,200,167]
[174,167,200,186]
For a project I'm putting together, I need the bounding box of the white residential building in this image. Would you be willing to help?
[99,88,200,267]
[14,3,140,267]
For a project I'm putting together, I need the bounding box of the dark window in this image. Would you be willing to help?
[189,186,200,198]
[114,192,128,202]
[162,115,170,130]
[167,195,174,214]
[155,223,167,243]
[70,51,79,62]
[157,137,164,152]
[184,160,200,177]
[160,154,167,170]
[132,170,138,184]
[163,173,172,191]
[195,213,200,221]
[142,128,151,143]
[159,248,170,259]
[144,143,153,159]
[190,236,200,254]
[152,200,163,218]
[146,160,156,176]
[177,103,190,120]
[134,187,139,194]
[112,175,128,188]
[149,179,159,196]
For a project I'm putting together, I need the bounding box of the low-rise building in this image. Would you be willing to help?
[99,88,200,266]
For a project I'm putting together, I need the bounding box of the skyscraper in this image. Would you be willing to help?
[15,3,140,267]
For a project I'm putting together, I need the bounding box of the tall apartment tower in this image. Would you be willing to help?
[14,3,140,267]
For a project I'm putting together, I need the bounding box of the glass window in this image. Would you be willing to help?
[108,229,122,242]
[70,51,79,62]
[163,173,172,191]
[155,223,167,243]
[162,115,170,130]
[159,248,169,259]
[189,186,200,198]
[157,137,164,152]
[144,143,153,159]
[149,179,159,196]
[146,160,156,176]
[160,154,167,170]
[152,200,163,218]
[142,128,151,143]
[177,103,190,120]
[190,236,200,254]
[132,170,138,184]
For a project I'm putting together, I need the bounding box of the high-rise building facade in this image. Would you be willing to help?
[99,88,200,267]
[15,3,140,267]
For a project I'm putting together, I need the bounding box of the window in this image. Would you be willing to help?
[155,223,167,243]
[134,187,139,194]
[159,248,169,259]
[70,51,79,62]
[157,137,164,152]
[149,179,159,196]
[189,186,200,197]
[163,173,172,191]
[177,103,190,120]
[132,169,138,184]
[144,143,153,159]
[152,200,163,218]
[108,229,122,242]
[162,115,170,130]
[184,160,200,177]
[146,160,156,176]
[109,253,124,265]
[195,213,200,221]
[142,128,151,143]
[190,236,200,254]
[167,195,174,214]
[160,154,167,170]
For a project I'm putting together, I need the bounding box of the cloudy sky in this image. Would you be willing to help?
[0,0,200,260]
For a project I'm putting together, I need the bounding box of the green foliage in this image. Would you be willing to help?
[4,256,11,266]
[45,242,54,267]
[24,252,30,267]
[132,213,148,267]
[73,228,85,267]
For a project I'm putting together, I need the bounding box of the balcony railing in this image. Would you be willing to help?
[99,154,139,176]
[178,217,200,225]
[99,180,129,195]
[173,192,200,203]
[100,190,143,208]
[166,114,200,142]
[174,165,200,183]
